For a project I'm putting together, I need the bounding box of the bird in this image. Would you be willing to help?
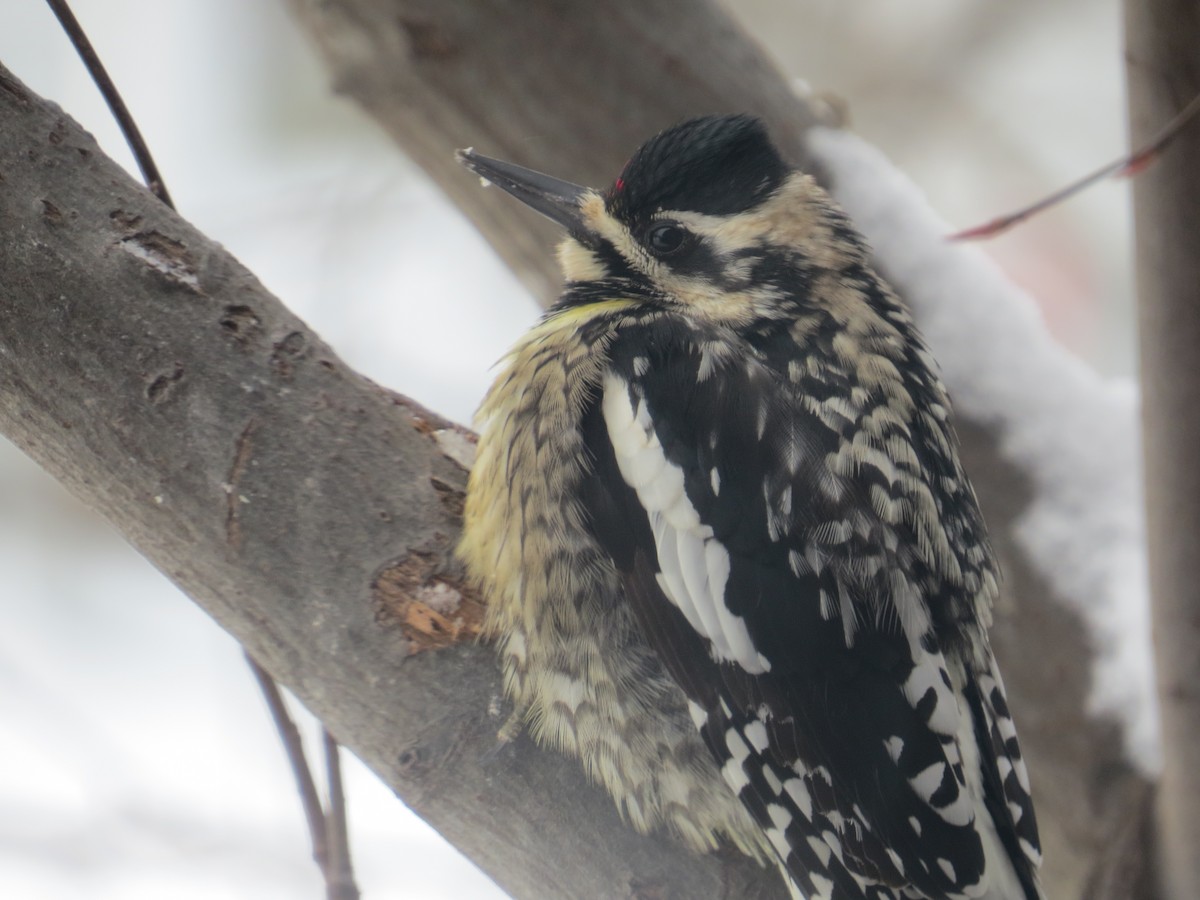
[456,114,1043,900]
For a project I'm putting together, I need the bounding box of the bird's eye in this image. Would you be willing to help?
[646,222,688,256]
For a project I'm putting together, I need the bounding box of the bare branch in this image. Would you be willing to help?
[951,89,1200,241]
[247,653,331,873]
[43,0,174,206]
[323,730,360,900]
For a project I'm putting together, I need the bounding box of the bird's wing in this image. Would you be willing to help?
[577,323,1038,899]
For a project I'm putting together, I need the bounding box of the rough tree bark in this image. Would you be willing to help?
[1125,1,1200,898]
[0,1,1155,896]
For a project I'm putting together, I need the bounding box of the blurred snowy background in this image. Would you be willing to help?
[0,1,1132,898]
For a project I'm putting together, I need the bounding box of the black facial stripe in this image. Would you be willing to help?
[594,239,637,280]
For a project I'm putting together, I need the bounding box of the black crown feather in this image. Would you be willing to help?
[606,115,789,221]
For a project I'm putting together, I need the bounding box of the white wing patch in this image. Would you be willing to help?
[603,373,770,674]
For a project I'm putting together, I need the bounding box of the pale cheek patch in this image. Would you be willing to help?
[602,374,770,674]
[557,238,609,282]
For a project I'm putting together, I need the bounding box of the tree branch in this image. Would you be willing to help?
[0,62,781,898]
[247,652,332,882]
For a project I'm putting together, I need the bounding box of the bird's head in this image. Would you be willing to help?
[457,115,863,326]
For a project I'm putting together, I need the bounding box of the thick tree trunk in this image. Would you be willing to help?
[1125,2,1200,898]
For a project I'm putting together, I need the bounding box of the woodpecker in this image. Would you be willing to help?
[457,115,1043,900]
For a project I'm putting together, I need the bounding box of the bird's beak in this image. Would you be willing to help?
[456,148,596,245]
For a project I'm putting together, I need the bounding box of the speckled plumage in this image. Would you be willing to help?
[461,301,768,859]
[458,116,1042,899]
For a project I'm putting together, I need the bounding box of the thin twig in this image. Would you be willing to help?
[323,729,361,900]
[246,652,330,872]
[43,0,174,207]
[951,89,1200,241]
